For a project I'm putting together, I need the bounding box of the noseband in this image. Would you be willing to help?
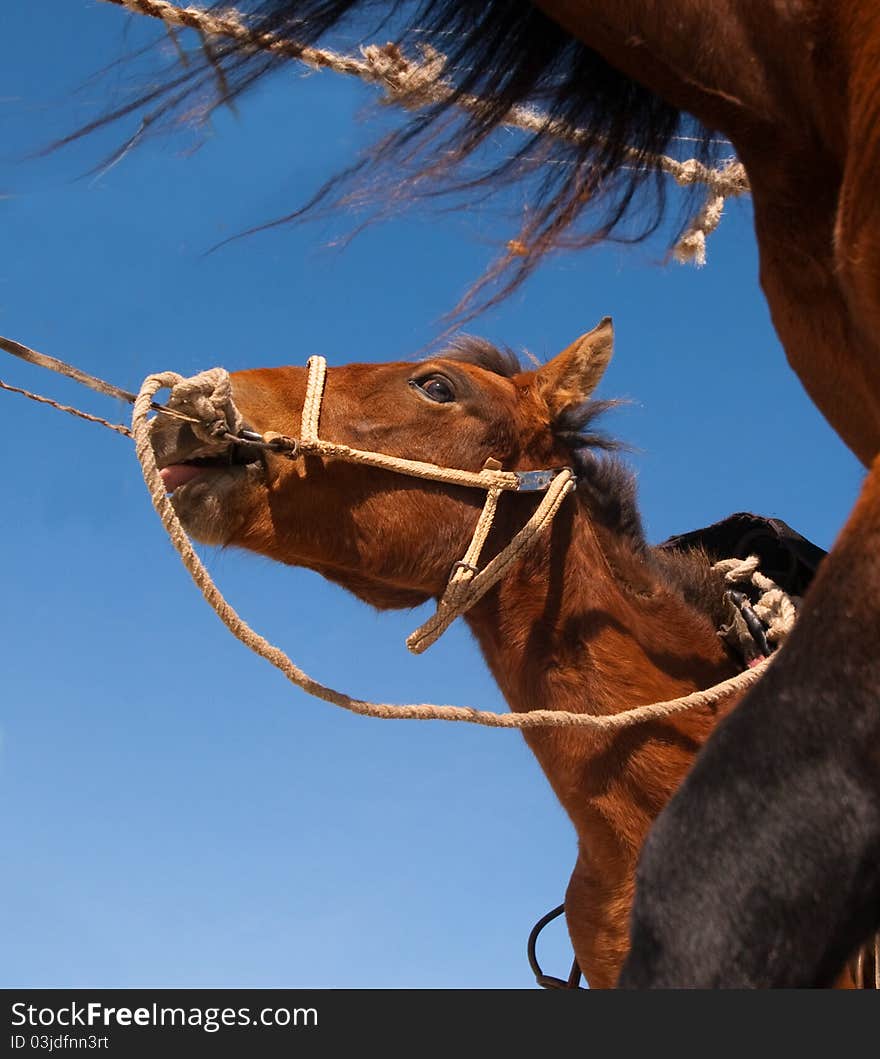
[238,356,577,653]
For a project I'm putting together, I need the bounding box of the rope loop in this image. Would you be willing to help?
[0,331,788,731]
[130,365,783,730]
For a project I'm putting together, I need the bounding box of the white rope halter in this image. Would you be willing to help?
[293,355,577,651]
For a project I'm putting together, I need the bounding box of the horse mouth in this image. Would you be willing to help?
[148,405,271,544]
[159,443,262,494]
[151,432,267,546]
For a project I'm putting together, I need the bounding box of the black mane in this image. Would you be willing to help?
[79,1,721,316]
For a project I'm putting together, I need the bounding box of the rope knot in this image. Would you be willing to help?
[714,555,762,583]
[672,160,748,266]
[164,367,243,444]
[360,42,448,109]
[713,554,800,661]
[671,158,705,188]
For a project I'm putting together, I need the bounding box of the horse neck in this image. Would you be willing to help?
[463,495,739,844]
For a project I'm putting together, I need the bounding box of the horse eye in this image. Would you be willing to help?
[412,375,456,403]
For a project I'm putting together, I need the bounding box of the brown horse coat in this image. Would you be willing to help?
[103,0,880,985]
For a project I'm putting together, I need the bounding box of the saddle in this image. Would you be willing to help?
[657,510,827,596]
[659,512,827,667]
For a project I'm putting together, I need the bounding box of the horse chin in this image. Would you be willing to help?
[151,412,267,546]
[168,463,264,546]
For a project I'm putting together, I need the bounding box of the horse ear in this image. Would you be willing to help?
[535,317,614,418]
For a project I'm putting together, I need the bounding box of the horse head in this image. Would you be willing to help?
[150,318,613,610]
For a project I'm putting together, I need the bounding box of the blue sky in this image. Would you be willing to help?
[1,1,864,989]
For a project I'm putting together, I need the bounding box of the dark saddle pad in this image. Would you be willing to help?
[658,512,827,597]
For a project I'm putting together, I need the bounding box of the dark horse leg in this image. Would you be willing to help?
[619,5,880,984]
[620,459,880,987]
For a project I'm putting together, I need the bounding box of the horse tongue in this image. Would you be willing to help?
[160,464,205,492]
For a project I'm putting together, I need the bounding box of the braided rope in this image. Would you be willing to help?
[97,0,750,264]
[0,377,132,437]
[672,186,728,267]
[0,333,210,428]
[131,368,775,729]
[293,436,526,491]
[301,353,326,443]
[714,555,799,647]
[433,484,503,613]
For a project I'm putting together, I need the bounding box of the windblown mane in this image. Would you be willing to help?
[76,1,721,316]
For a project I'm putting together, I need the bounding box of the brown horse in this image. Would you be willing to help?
[148,319,859,988]
[100,0,880,985]
[89,0,880,982]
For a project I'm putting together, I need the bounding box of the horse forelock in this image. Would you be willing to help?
[436,335,523,379]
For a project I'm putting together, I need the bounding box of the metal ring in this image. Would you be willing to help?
[527,903,584,989]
